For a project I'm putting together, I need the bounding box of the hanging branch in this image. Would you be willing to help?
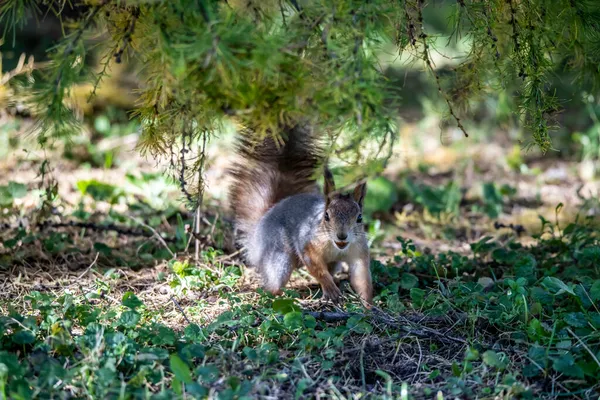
[54,0,109,94]
[114,7,140,64]
[194,131,208,260]
[415,0,468,138]
[507,0,525,79]
[480,0,500,60]
[178,125,197,207]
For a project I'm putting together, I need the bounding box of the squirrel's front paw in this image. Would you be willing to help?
[322,284,343,304]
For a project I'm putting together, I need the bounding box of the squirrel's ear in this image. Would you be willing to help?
[324,167,336,201]
[353,182,367,209]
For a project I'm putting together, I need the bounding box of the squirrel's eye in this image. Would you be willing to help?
[357,214,363,223]
[324,212,330,222]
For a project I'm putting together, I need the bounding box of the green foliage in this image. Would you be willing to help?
[374,215,600,395]
[0,181,27,207]
[1,212,598,398]
[2,0,600,187]
[169,256,242,294]
[405,178,462,218]
[363,176,398,217]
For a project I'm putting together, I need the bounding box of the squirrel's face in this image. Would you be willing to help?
[323,168,367,250]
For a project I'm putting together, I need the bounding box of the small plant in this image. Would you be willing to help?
[0,181,27,208]
[404,178,462,218]
[169,253,242,295]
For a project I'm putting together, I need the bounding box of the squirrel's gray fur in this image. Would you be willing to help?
[228,124,372,303]
[228,124,323,286]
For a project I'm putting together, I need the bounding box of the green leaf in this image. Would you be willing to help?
[93,242,112,256]
[563,312,588,328]
[451,362,461,377]
[122,292,144,310]
[552,354,584,378]
[172,377,183,395]
[410,288,425,307]
[7,182,27,199]
[0,186,14,207]
[184,324,205,342]
[196,365,220,384]
[464,347,480,361]
[590,280,600,302]
[76,179,122,203]
[590,313,600,329]
[283,311,303,330]
[541,277,574,296]
[399,273,418,289]
[482,350,508,370]
[522,363,541,378]
[119,311,141,328]
[514,254,537,280]
[170,354,193,384]
[491,248,518,264]
[272,298,300,315]
[346,315,373,334]
[12,331,35,345]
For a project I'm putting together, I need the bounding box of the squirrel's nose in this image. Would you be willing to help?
[337,233,348,241]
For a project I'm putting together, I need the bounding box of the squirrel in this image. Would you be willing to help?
[228,124,373,306]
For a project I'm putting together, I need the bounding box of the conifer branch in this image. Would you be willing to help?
[416,0,468,138]
[4,0,600,169]
[114,7,139,64]
[54,0,108,94]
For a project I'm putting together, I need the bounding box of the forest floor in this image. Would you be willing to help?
[1,110,600,399]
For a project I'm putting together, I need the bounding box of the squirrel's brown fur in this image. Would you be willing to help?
[228,124,372,306]
[228,124,322,238]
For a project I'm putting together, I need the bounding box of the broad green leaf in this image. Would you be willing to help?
[399,273,418,289]
[552,354,584,378]
[7,182,27,199]
[563,312,588,328]
[76,179,122,203]
[590,280,600,302]
[541,277,574,296]
[522,363,541,378]
[464,347,479,361]
[122,292,144,310]
[170,354,193,384]
[184,324,205,342]
[119,311,141,328]
[12,331,35,345]
[410,288,425,307]
[94,115,111,134]
[196,365,220,384]
[346,315,373,334]
[93,242,112,256]
[272,298,300,314]
[514,254,537,280]
[283,311,303,330]
[0,187,13,207]
[482,350,508,370]
[590,313,600,329]
[491,248,518,264]
[451,362,461,377]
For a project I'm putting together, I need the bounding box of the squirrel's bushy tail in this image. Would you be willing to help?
[228,124,323,250]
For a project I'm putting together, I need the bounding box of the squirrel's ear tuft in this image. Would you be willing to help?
[353,182,367,209]
[324,167,336,200]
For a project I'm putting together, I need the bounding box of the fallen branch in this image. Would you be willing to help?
[170,296,192,325]
[304,308,468,345]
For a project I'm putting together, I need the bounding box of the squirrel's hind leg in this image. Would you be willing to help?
[258,253,296,295]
